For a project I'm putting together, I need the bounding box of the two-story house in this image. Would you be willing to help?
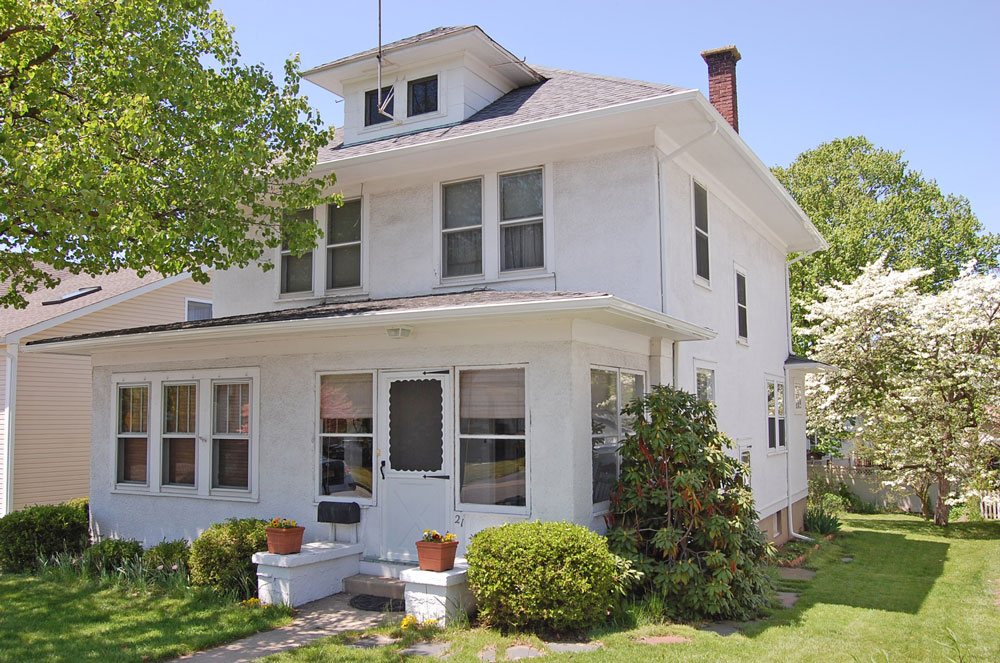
[27,27,825,568]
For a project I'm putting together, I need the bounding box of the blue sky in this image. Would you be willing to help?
[212,0,1000,236]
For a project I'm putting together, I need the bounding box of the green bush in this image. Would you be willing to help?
[145,539,191,571]
[607,385,774,622]
[61,497,90,520]
[83,538,143,573]
[466,520,622,632]
[0,504,89,573]
[803,507,841,535]
[190,518,267,600]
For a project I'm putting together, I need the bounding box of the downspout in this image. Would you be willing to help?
[783,247,823,541]
[2,343,17,517]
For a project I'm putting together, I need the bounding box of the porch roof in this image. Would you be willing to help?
[24,290,715,355]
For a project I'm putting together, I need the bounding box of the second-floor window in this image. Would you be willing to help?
[442,178,483,278]
[364,86,394,126]
[500,168,544,271]
[280,208,313,294]
[327,199,362,290]
[736,271,748,341]
[694,181,710,282]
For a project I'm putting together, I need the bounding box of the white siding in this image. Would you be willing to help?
[0,347,8,515]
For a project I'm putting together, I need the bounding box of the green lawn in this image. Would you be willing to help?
[263,514,1000,663]
[0,574,292,663]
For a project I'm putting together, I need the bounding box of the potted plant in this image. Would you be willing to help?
[415,529,459,571]
[265,518,305,554]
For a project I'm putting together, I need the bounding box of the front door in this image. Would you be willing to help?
[378,370,451,561]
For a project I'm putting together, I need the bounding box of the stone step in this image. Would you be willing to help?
[343,573,406,600]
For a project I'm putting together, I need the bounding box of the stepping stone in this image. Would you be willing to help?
[778,567,816,581]
[545,641,603,653]
[400,641,450,657]
[638,635,692,644]
[478,646,497,662]
[776,591,799,608]
[699,621,741,636]
[504,645,544,659]
[351,634,397,649]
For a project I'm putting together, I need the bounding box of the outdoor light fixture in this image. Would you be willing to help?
[385,326,413,339]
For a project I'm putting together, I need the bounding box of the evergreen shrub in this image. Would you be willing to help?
[189,518,267,600]
[0,504,89,573]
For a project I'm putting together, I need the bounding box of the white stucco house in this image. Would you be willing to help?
[27,27,826,571]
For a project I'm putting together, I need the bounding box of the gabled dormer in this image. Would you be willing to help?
[303,26,545,146]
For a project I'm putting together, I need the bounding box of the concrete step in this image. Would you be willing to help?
[343,574,406,600]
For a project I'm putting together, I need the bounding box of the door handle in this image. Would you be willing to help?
[380,460,386,480]
[422,474,450,480]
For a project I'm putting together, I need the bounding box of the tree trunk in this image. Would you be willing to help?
[913,480,933,519]
[933,475,951,526]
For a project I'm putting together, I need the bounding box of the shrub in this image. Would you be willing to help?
[190,518,267,600]
[466,520,622,633]
[83,538,143,573]
[803,507,841,535]
[145,539,191,572]
[61,497,90,520]
[607,385,774,622]
[0,504,89,573]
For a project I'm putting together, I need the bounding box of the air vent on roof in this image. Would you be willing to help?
[42,286,102,305]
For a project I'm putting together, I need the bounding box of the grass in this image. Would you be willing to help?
[261,514,1000,662]
[0,572,293,663]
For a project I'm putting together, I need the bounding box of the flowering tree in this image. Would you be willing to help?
[803,259,1000,525]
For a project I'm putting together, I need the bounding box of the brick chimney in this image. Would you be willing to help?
[700,45,741,132]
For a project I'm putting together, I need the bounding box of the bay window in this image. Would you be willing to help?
[318,373,374,501]
[458,368,527,510]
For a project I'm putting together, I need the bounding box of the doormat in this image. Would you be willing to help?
[349,594,406,612]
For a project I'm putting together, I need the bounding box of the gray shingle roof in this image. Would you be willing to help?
[316,66,689,164]
[27,289,607,347]
[307,26,476,72]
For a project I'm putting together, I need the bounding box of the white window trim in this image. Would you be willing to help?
[765,374,787,454]
[435,166,552,286]
[498,167,547,275]
[438,176,486,281]
[115,382,150,488]
[454,364,531,516]
[111,367,260,501]
[736,437,753,491]
[160,381,199,493]
[591,365,647,517]
[357,69,449,138]
[324,197,368,296]
[734,264,749,345]
[692,178,711,290]
[276,207,319,300]
[693,359,717,405]
[314,370,378,506]
[184,298,213,322]
[792,377,805,413]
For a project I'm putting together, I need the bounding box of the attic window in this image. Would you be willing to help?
[42,286,101,305]
[364,86,393,126]
[407,76,438,116]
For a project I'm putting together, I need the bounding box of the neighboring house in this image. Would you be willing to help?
[28,26,826,566]
[0,270,212,516]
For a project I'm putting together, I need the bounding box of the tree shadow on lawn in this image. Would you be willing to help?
[842,515,1000,541]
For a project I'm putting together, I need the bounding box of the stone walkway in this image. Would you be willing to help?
[170,593,386,663]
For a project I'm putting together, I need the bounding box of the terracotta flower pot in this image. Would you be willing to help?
[266,526,305,554]
[415,540,459,571]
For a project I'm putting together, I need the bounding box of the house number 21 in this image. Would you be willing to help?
[453,514,465,527]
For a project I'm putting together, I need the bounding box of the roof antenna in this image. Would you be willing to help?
[376,0,394,119]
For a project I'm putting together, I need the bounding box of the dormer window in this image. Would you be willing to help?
[407,76,438,116]
[364,86,393,126]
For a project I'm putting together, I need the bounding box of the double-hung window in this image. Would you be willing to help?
[364,86,393,126]
[458,368,527,510]
[280,208,314,294]
[696,367,716,403]
[213,382,251,490]
[407,76,438,116]
[693,181,710,282]
[162,383,196,487]
[736,271,748,341]
[591,368,644,506]
[766,377,786,450]
[499,169,544,271]
[327,199,362,290]
[318,373,374,501]
[442,178,483,278]
[117,385,149,485]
